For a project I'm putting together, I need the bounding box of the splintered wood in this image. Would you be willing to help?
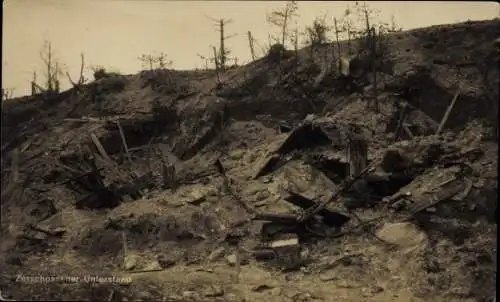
[347,135,368,178]
[89,132,112,163]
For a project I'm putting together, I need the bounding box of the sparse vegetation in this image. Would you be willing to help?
[138,53,173,71]
[267,43,293,63]
[90,65,123,81]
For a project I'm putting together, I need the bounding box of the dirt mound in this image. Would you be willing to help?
[1,19,498,301]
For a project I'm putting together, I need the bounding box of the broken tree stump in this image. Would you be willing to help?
[161,162,176,191]
[392,102,409,142]
[347,134,368,178]
[345,133,371,208]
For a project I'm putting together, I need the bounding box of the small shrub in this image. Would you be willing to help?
[102,76,127,93]
[93,67,108,80]
[92,66,121,81]
[88,75,127,95]
[267,43,293,63]
[140,69,178,94]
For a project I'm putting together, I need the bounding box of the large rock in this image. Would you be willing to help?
[376,222,428,253]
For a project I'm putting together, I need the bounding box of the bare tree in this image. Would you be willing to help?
[206,16,237,71]
[66,53,87,89]
[138,54,156,71]
[267,1,299,49]
[341,9,356,55]
[390,15,403,32]
[333,17,343,69]
[36,40,63,94]
[196,53,211,70]
[157,52,173,68]
[138,53,173,71]
[305,16,331,47]
[212,46,222,86]
[344,1,395,112]
[247,31,256,61]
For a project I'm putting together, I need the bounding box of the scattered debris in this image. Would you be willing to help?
[1,18,498,302]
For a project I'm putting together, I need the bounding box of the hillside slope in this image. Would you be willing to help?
[0,19,498,301]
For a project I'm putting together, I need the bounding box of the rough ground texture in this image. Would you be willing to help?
[1,19,498,302]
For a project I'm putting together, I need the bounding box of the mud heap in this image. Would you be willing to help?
[0,19,498,302]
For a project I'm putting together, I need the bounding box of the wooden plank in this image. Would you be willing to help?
[406,178,466,215]
[116,120,132,163]
[89,132,112,162]
[436,87,461,135]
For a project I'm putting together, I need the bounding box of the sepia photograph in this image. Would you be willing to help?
[1,0,498,301]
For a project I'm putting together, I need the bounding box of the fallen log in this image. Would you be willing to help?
[405,177,468,216]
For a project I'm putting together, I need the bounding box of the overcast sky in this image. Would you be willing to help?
[3,0,499,97]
